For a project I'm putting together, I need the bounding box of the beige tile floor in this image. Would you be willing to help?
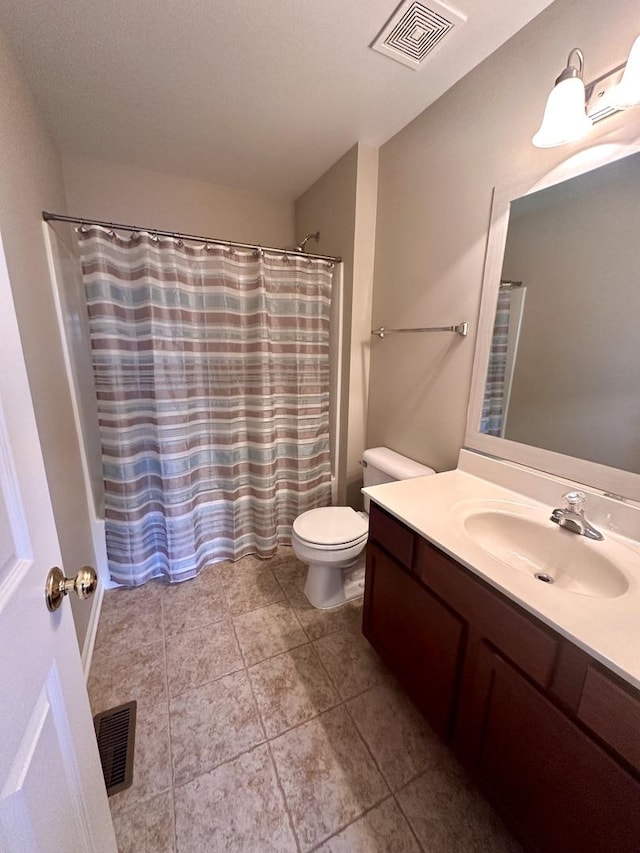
[88,549,522,853]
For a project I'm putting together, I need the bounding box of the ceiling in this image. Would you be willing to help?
[0,0,554,199]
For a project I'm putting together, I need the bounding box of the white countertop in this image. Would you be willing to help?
[363,469,640,690]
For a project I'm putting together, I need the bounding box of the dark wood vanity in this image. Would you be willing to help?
[363,502,640,853]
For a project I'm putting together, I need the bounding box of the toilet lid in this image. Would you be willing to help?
[293,507,368,547]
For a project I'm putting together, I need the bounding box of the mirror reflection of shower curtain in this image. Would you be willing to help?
[78,226,333,586]
[481,285,526,437]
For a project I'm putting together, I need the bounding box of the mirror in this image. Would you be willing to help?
[466,131,640,501]
[481,152,640,473]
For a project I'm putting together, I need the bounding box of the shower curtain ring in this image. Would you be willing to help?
[77,221,88,234]
[107,223,116,239]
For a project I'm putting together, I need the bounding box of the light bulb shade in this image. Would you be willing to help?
[610,35,640,109]
[532,77,593,148]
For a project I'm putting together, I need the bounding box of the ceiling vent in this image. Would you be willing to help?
[371,0,467,70]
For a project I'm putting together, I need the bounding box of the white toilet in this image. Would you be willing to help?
[292,447,435,609]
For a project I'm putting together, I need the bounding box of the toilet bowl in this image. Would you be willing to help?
[292,506,369,609]
[292,447,435,609]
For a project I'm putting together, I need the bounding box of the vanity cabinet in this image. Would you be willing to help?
[465,645,640,852]
[363,502,640,853]
[364,542,464,739]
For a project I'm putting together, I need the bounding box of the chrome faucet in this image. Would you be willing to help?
[550,491,604,541]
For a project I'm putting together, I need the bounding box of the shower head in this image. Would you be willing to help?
[296,231,320,252]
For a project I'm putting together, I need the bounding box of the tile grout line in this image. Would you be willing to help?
[172,739,270,791]
[261,690,343,747]
[336,646,434,853]
[294,632,397,850]
[305,794,400,853]
[166,660,245,701]
[234,561,347,852]
[163,612,229,639]
[164,595,314,704]
[249,642,342,742]
[285,592,312,643]
[270,563,289,600]
[242,635,311,671]
[342,689,392,795]
[228,593,288,618]
[306,636,428,852]
[392,790,428,853]
[159,587,179,853]
[230,616,303,853]
[309,636,346,702]
[264,739,303,853]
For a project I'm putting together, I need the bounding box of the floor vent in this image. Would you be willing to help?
[93,701,137,796]
[371,0,466,70]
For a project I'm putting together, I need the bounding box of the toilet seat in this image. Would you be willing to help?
[293,506,368,550]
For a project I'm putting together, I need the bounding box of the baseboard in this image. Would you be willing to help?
[81,579,104,681]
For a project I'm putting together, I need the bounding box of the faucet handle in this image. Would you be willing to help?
[563,491,586,511]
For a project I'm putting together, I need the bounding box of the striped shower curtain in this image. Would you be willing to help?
[78,227,333,586]
[480,287,512,437]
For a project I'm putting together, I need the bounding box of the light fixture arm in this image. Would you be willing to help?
[556,47,585,84]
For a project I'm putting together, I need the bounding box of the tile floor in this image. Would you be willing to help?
[88,549,522,853]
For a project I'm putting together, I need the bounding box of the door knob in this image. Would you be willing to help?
[45,566,98,612]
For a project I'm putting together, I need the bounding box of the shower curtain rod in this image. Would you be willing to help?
[42,211,342,264]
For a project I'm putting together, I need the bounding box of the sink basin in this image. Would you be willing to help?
[455,502,629,599]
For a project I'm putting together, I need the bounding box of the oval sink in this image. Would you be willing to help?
[458,506,629,599]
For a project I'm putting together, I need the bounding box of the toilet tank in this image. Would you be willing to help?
[361,447,435,512]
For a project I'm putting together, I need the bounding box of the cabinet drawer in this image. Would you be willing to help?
[577,664,640,775]
[368,503,416,570]
[417,538,559,687]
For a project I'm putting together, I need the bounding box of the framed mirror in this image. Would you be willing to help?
[466,122,640,501]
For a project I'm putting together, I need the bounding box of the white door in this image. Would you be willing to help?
[0,236,117,852]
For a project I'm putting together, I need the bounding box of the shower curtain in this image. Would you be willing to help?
[78,226,333,586]
[480,287,512,437]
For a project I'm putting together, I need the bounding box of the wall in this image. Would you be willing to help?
[295,144,378,507]
[501,153,640,471]
[47,222,105,517]
[0,28,97,649]
[62,155,295,247]
[367,0,637,473]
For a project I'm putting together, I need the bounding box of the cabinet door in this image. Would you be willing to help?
[467,644,640,853]
[363,542,465,740]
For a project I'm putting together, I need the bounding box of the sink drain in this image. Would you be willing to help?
[535,572,554,584]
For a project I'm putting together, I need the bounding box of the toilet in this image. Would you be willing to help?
[292,447,435,609]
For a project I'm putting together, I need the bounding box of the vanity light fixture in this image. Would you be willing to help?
[532,48,592,148]
[534,38,640,148]
[609,34,640,108]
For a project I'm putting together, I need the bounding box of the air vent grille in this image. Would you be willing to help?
[372,0,466,70]
[94,701,136,796]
